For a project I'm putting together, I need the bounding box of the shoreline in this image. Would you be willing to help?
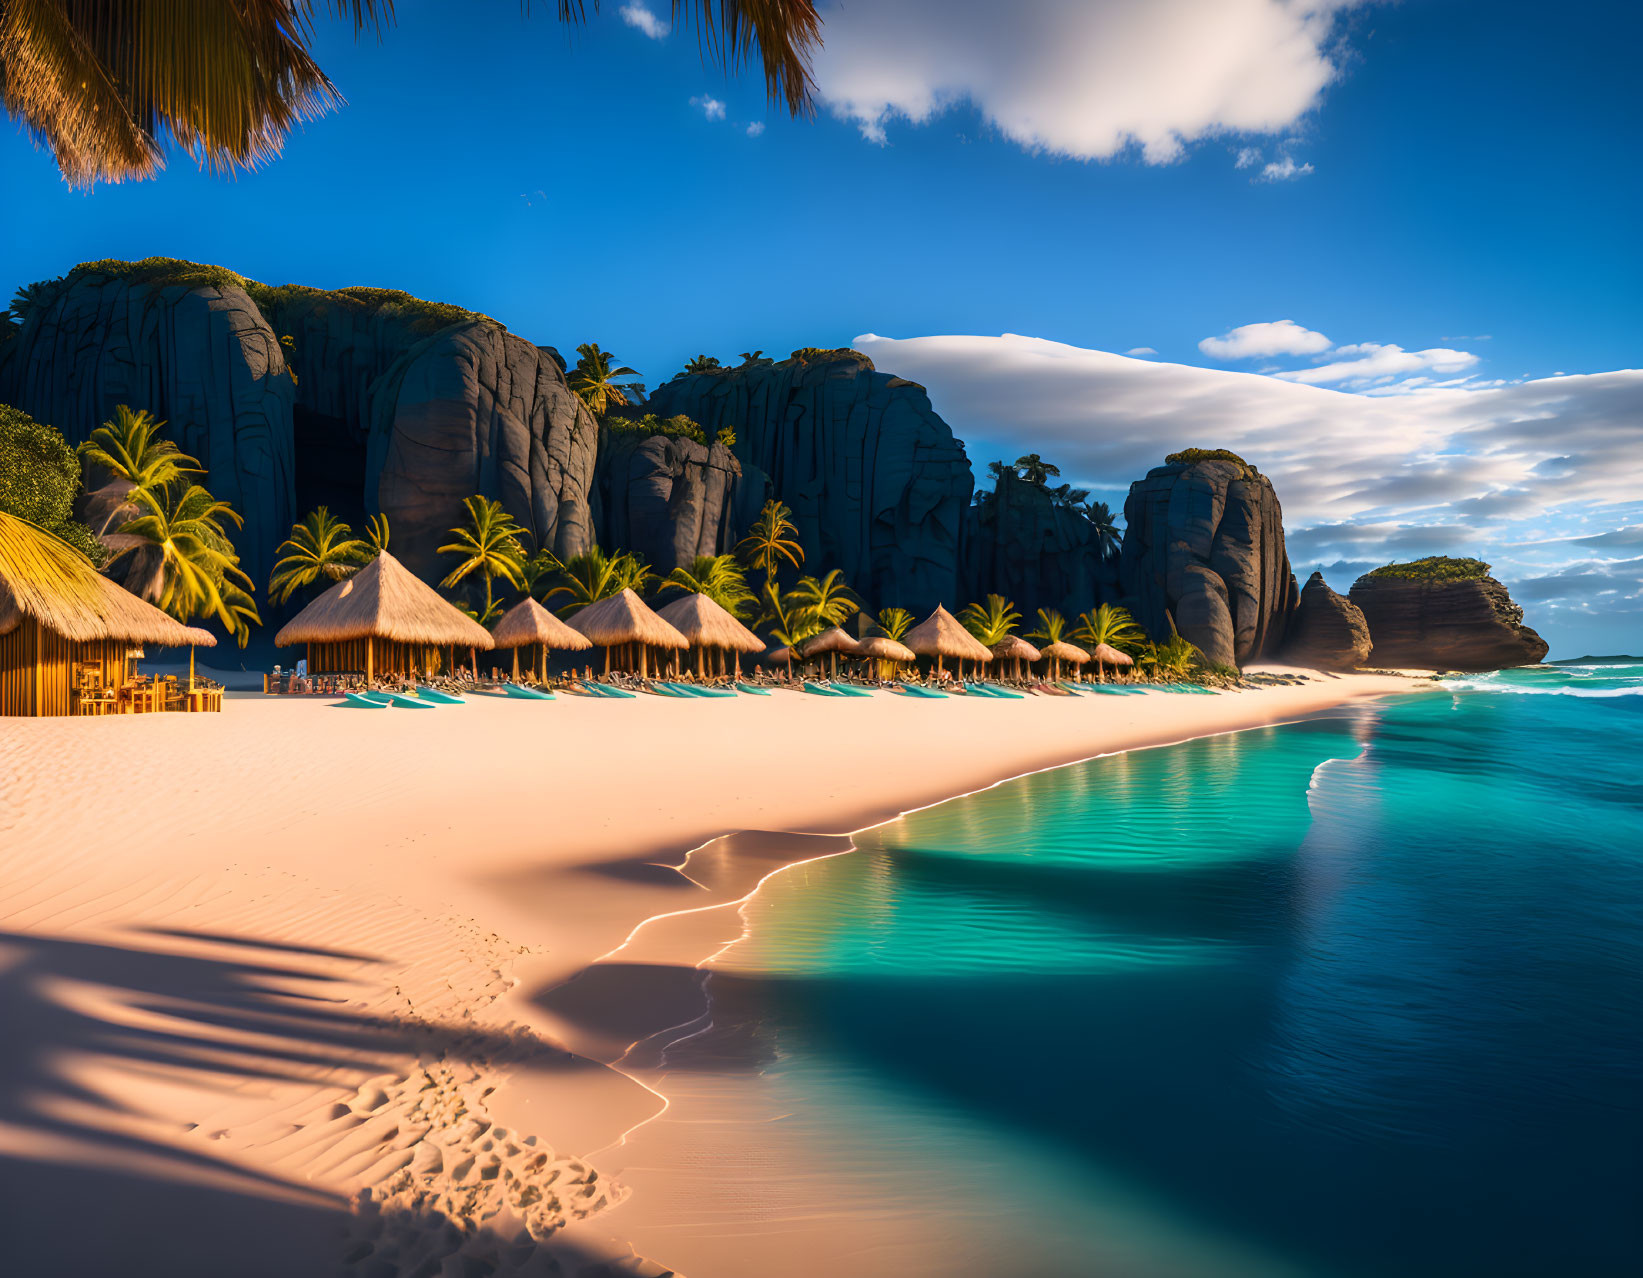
[0,672,1421,1277]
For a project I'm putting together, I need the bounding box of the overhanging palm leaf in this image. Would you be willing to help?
[2,2,819,189]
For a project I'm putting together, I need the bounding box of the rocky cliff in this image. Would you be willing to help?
[962,471,1116,618]
[0,260,599,587]
[1285,572,1372,669]
[1118,452,1298,667]
[1349,559,1548,670]
[645,350,973,615]
[592,426,750,573]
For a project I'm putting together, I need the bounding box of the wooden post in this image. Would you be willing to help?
[512,647,520,681]
[366,637,375,685]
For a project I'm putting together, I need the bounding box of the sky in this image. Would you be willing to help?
[3,0,1639,656]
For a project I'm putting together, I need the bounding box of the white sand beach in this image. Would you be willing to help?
[0,673,1415,1276]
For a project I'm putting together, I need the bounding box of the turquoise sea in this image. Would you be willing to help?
[698,662,1643,1277]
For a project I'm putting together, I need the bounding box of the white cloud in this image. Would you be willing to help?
[1125,346,1158,356]
[812,0,1370,161]
[690,95,727,121]
[1200,319,1332,359]
[1259,155,1314,180]
[1235,146,1263,169]
[620,4,668,39]
[746,121,766,137]
[849,331,1643,650]
[1274,342,1478,386]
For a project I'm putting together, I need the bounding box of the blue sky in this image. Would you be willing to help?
[3,0,1639,654]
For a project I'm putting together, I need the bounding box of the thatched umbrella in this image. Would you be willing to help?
[275,551,492,683]
[856,634,916,681]
[1039,640,1090,682]
[567,588,687,677]
[492,597,592,682]
[991,635,1041,682]
[905,604,992,678]
[800,626,860,678]
[766,644,794,677]
[1089,642,1134,683]
[656,593,765,678]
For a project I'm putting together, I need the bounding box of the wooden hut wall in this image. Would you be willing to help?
[1,617,73,717]
[305,639,445,678]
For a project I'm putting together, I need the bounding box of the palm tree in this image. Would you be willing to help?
[267,507,368,604]
[4,3,822,189]
[111,482,261,647]
[1026,607,1073,680]
[519,547,562,602]
[438,496,526,624]
[1143,634,1200,682]
[663,554,754,618]
[958,593,1021,647]
[876,607,914,642]
[787,568,860,633]
[547,545,653,614]
[76,406,201,532]
[1073,603,1144,681]
[1082,501,1121,558]
[567,343,643,416]
[738,350,765,366]
[684,355,721,374]
[364,512,391,556]
[1014,454,1060,486]
[735,499,804,587]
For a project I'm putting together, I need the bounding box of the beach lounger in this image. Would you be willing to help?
[416,685,465,704]
[735,682,772,695]
[648,682,692,697]
[896,684,947,698]
[342,691,389,708]
[829,682,873,697]
[1057,681,1095,695]
[379,690,435,708]
[803,681,844,696]
[692,685,738,698]
[504,682,555,700]
[588,682,637,699]
[977,681,1025,698]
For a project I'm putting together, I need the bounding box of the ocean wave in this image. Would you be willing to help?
[1441,667,1643,698]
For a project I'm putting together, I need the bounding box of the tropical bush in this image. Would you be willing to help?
[716,425,737,448]
[1365,556,1490,582]
[0,405,102,560]
[604,413,707,445]
[1165,448,1255,473]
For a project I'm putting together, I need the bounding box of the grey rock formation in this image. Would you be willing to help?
[1349,570,1548,670]
[1285,572,1372,669]
[1118,456,1298,667]
[962,471,1116,618]
[362,322,597,580]
[593,427,748,573]
[0,272,295,584]
[645,351,973,613]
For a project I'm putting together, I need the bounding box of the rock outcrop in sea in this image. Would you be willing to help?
[1284,571,1373,669]
[645,350,973,616]
[1349,560,1549,670]
[592,426,749,574]
[962,470,1116,619]
[1118,451,1299,668]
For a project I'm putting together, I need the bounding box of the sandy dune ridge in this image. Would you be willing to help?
[0,673,1413,1276]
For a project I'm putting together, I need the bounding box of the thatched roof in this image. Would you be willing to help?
[765,645,792,664]
[856,635,916,663]
[655,593,765,653]
[274,552,494,649]
[801,626,860,658]
[1040,640,1090,664]
[1090,642,1134,666]
[0,510,215,646]
[905,605,992,662]
[492,597,593,651]
[567,588,688,649]
[992,635,1041,662]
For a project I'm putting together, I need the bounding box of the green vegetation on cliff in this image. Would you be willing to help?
[1165,448,1257,474]
[10,258,497,338]
[603,413,708,445]
[1365,556,1491,582]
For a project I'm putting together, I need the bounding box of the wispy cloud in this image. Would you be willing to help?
[1274,342,1478,387]
[690,95,727,121]
[746,121,766,137]
[1259,156,1314,181]
[1125,346,1158,356]
[620,4,668,40]
[1200,320,1332,360]
[1235,146,1262,170]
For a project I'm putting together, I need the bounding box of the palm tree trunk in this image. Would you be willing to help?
[512,648,520,681]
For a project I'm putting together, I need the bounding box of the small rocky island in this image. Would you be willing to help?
[1350,558,1549,670]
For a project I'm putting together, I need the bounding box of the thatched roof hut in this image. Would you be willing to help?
[856,635,916,664]
[492,597,592,681]
[1039,640,1090,680]
[1088,641,1134,681]
[493,598,592,651]
[905,604,992,672]
[990,635,1040,680]
[655,594,765,653]
[1,510,211,715]
[798,625,861,677]
[274,551,492,679]
[567,588,687,676]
